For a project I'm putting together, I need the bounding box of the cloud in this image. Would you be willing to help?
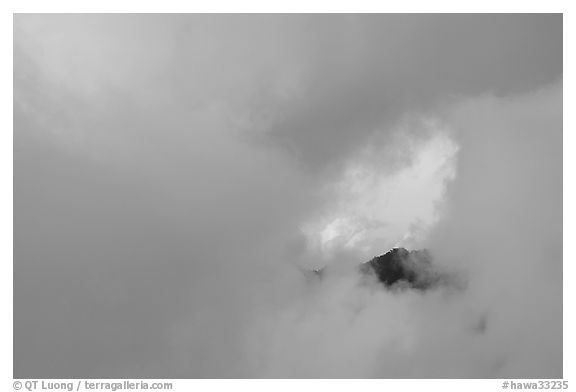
[15,14,562,171]
[242,81,562,378]
[299,124,458,263]
[259,14,562,170]
[426,81,563,377]
[14,14,562,378]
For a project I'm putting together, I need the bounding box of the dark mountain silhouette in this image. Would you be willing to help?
[360,247,443,290]
[309,247,452,290]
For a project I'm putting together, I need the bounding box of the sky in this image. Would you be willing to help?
[14,14,562,378]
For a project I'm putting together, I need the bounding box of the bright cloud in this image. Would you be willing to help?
[301,124,458,263]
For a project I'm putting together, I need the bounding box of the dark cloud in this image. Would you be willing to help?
[261,14,562,170]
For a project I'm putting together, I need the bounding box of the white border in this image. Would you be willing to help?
[1,0,573,13]
[2,3,572,392]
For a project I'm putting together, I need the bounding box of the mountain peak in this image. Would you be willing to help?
[305,247,452,291]
[360,247,442,290]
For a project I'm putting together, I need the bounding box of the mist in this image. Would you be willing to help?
[13,14,562,378]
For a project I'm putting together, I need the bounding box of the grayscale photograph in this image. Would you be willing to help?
[13,13,563,379]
